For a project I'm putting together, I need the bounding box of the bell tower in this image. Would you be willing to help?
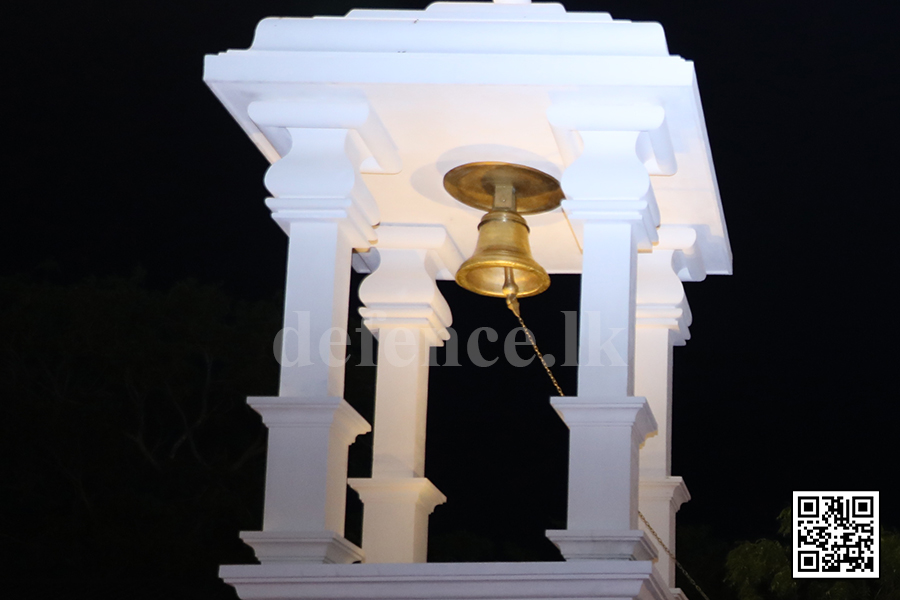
[204,1,731,599]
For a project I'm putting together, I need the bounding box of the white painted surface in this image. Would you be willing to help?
[349,478,446,563]
[351,227,457,563]
[634,237,696,584]
[220,560,674,600]
[239,98,381,565]
[547,398,656,560]
[639,477,690,588]
[244,397,370,563]
[205,1,729,596]
[204,1,731,276]
[636,327,676,477]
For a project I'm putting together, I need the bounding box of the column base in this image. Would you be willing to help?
[546,529,658,561]
[349,477,446,509]
[348,477,446,563]
[241,530,364,564]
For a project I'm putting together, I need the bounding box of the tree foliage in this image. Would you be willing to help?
[0,274,282,598]
[726,509,900,600]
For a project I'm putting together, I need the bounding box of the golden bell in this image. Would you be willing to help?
[443,162,563,299]
[456,209,549,297]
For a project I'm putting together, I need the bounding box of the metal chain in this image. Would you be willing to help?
[638,512,712,600]
[509,308,565,397]
[507,299,712,600]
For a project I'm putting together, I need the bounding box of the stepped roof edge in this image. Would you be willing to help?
[248,2,669,56]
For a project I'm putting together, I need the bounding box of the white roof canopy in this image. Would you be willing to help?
[205,1,731,276]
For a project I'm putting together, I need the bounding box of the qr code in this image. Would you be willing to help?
[793,491,879,578]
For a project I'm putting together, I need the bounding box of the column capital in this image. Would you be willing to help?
[547,101,675,175]
[637,225,709,345]
[550,397,657,442]
[656,226,706,282]
[637,248,691,346]
[247,94,401,175]
[256,122,382,246]
[359,224,462,346]
[549,100,671,250]
[371,224,464,279]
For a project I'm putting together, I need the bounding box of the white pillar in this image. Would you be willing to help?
[635,327,674,477]
[635,321,687,587]
[546,104,666,561]
[242,397,371,563]
[636,241,691,479]
[639,478,689,588]
[239,102,386,564]
[635,227,703,588]
[349,225,461,563]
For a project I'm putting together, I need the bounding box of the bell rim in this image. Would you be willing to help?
[455,260,551,298]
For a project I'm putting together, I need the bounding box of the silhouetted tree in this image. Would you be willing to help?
[726,509,900,600]
[1,273,282,599]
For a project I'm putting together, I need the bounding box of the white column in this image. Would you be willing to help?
[635,320,688,587]
[349,225,461,563]
[635,226,703,588]
[636,327,674,477]
[546,104,667,561]
[639,478,689,589]
[242,397,371,564]
[636,236,693,479]
[240,99,389,564]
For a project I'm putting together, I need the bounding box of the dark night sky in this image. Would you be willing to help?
[6,0,899,570]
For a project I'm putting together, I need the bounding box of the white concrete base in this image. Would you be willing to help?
[241,530,364,564]
[349,477,446,563]
[546,529,658,561]
[221,560,677,600]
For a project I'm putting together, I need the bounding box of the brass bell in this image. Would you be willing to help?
[457,203,547,298]
[443,162,563,300]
